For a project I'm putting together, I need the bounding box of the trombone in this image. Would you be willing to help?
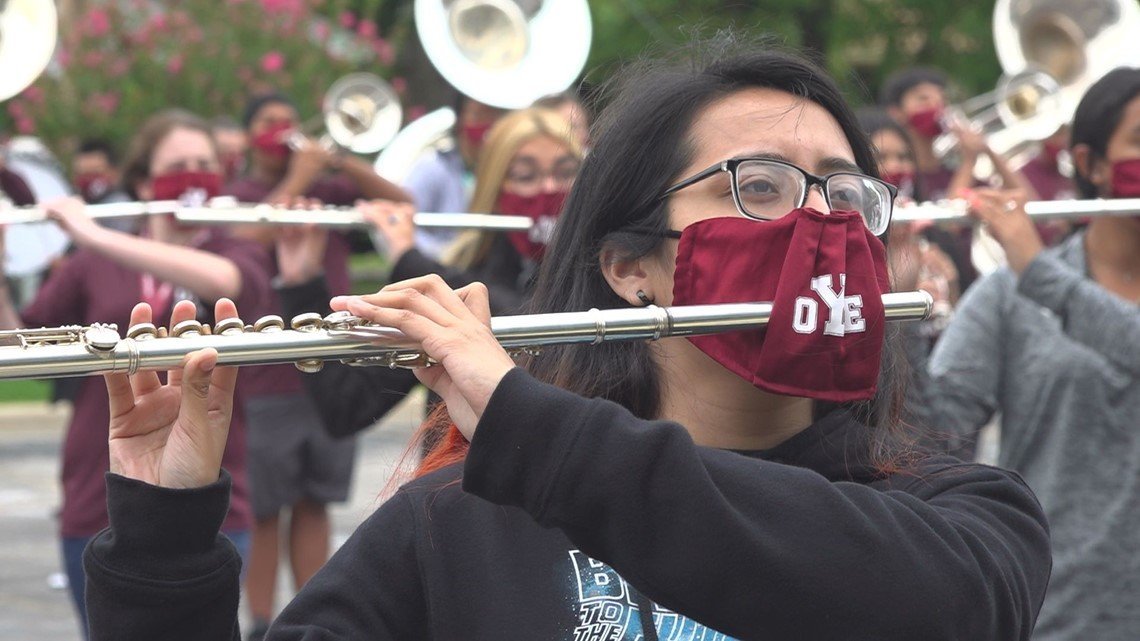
[0,291,933,379]
[287,73,403,155]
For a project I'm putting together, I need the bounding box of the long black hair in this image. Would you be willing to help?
[524,34,915,468]
[1070,66,1140,199]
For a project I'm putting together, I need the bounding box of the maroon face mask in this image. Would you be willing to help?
[251,122,293,159]
[75,172,114,203]
[150,170,223,202]
[461,122,493,150]
[497,189,569,261]
[907,107,944,139]
[1110,158,1140,198]
[671,208,891,402]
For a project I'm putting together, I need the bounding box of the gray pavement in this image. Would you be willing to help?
[0,391,426,641]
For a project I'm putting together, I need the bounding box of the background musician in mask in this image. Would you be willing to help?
[71,139,135,233]
[0,109,271,639]
[223,91,411,641]
[403,94,507,259]
[929,67,1140,641]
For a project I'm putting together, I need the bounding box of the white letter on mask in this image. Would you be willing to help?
[792,296,818,334]
[811,274,847,337]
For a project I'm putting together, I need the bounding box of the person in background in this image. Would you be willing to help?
[276,108,583,441]
[224,91,411,641]
[81,40,1049,641]
[0,109,271,639]
[880,67,1035,291]
[533,90,591,149]
[226,92,408,209]
[859,109,961,313]
[1020,125,1078,246]
[858,109,959,439]
[71,139,136,233]
[928,67,1140,641]
[71,139,129,206]
[403,94,507,259]
[212,116,248,183]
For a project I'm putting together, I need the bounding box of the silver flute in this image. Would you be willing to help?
[0,196,533,232]
[892,197,1140,224]
[0,291,933,380]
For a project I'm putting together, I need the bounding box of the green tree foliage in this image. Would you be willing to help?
[2,0,397,159]
[585,0,1002,106]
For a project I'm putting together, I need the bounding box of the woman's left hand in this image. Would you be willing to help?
[964,188,1044,274]
[330,275,515,440]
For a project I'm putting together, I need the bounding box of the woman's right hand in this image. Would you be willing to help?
[104,299,240,489]
[359,199,416,262]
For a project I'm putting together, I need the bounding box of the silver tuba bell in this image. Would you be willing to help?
[414,0,592,109]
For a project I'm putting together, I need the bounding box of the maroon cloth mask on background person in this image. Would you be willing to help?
[151,170,223,201]
[462,122,494,150]
[1110,158,1140,198]
[250,122,293,159]
[671,208,891,402]
[907,107,944,139]
[75,173,114,203]
[498,190,569,261]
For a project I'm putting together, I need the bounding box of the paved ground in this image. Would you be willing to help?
[0,391,426,641]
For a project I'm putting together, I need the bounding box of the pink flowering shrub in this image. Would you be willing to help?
[1,0,396,158]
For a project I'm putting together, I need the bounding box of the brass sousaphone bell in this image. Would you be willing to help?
[935,0,1140,181]
[374,0,590,193]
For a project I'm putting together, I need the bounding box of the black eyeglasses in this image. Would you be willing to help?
[660,158,896,235]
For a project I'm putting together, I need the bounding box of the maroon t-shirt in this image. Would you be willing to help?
[21,231,273,537]
[1021,156,1076,202]
[223,175,354,399]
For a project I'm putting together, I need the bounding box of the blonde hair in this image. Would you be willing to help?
[444,108,584,269]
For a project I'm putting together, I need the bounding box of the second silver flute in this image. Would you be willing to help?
[892,197,1140,224]
[0,197,534,232]
[0,292,933,380]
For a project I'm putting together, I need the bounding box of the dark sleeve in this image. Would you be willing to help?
[462,369,1051,641]
[268,492,429,639]
[391,248,524,315]
[84,472,241,641]
[278,275,417,437]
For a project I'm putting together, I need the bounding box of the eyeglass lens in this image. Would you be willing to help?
[735,160,891,234]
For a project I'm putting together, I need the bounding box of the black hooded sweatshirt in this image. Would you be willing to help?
[84,368,1050,640]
